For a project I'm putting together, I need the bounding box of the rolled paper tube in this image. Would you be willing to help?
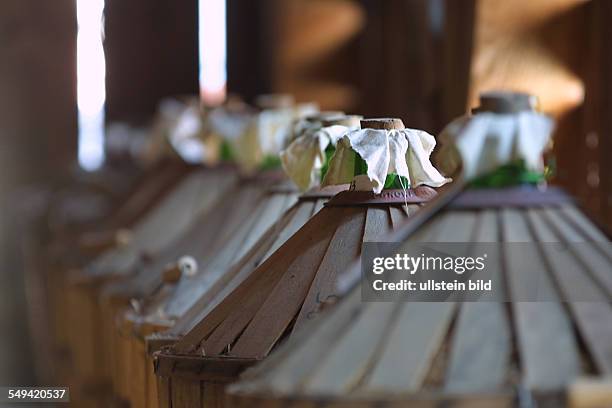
[473,91,539,114]
[177,256,198,277]
[254,94,294,110]
[360,118,405,130]
[162,256,198,284]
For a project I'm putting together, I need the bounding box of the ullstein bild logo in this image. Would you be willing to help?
[361,241,612,302]
[370,253,491,293]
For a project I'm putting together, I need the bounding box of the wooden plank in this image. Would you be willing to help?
[445,210,511,392]
[146,350,159,408]
[170,376,201,408]
[543,207,612,295]
[234,192,290,260]
[250,289,364,392]
[229,209,340,358]
[388,204,420,228]
[129,336,147,408]
[157,375,171,408]
[293,207,366,329]
[202,382,226,408]
[362,206,393,242]
[260,201,316,261]
[162,191,280,319]
[363,302,455,393]
[303,302,398,393]
[501,208,581,391]
[361,203,463,394]
[312,198,326,215]
[405,210,449,243]
[528,208,612,375]
[171,203,314,351]
[167,210,294,337]
[175,208,335,355]
[559,205,610,243]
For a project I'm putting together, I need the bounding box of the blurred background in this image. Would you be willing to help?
[0,0,610,389]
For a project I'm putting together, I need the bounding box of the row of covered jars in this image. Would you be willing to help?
[51,91,611,408]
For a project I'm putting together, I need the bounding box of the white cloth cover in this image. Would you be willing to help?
[225,104,319,173]
[207,106,252,142]
[438,111,554,180]
[280,124,354,191]
[322,128,450,193]
[167,103,209,164]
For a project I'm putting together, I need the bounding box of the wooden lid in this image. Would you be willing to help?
[360,118,405,130]
[473,91,539,114]
[254,94,294,110]
[225,195,612,406]
[320,114,363,128]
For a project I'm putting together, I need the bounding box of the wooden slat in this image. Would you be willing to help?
[363,302,455,393]
[174,248,290,354]
[559,204,610,243]
[388,204,420,228]
[364,212,475,393]
[501,208,581,391]
[529,208,612,375]
[362,206,393,242]
[202,383,225,408]
[235,192,291,260]
[169,207,297,336]
[303,302,398,394]
[312,198,326,215]
[542,207,612,296]
[146,351,159,408]
[229,208,340,358]
[261,201,316,261]
[205,185,266,254]
[445,210,511,392]
[178,208,336,355]
[293,207,366,329]
[157,375,171,408]
[170,376,201,408]
[170,202,315,349]
[167,208,297,336]
[162,191,284,319]
[251,289,364,392]
[128,335,147,408]
[405,210,449,243]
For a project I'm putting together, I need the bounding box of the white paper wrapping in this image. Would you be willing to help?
[207,106,252,142]
[280,124,354,191]
[438,111,554,180]
[224,103,319,173]
[322,128,450,193]
[167,103,208,164]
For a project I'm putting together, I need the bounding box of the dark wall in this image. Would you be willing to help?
[104,0,199,123]
[0,0,78,185]
[0,0,78,385]
[226,0,275,103]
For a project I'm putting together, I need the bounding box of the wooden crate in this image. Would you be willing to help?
[63,167,237,405]
[153,186,438,407]
[119,184,348,408]
[226,185,612,408]
[49,159,190,380]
